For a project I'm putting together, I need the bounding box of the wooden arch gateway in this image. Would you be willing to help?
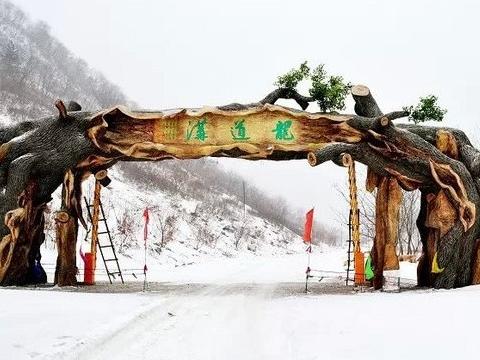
[1,85,480,289]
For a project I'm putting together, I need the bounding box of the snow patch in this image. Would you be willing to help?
[0,113,13,126]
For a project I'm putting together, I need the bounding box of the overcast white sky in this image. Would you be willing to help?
[11,0,480,231]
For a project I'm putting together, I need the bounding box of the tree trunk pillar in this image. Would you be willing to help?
[371,175,402,289]
[472,239,480,284]
[54,170,83,286]
[0,182,46,285]
[54,211,78,285]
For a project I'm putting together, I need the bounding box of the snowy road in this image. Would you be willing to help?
[74,283,285,360]
[69,281,480,360]
[69,281,363,360]
[2,251,480,360]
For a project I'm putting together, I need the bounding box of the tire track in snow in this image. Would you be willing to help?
[66,283,282,360]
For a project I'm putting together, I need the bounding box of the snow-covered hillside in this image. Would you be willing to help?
[0,112,13,126]
[0,0,129,120]
[40,167,306,283]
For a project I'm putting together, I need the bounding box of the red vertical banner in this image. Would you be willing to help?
[143,208,149,273]
[143,208,149,244]
[303,208,314,244]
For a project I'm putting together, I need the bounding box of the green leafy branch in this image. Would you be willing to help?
[274,62,447,119]
[274,61,350,112]
[309,65,351,113]
[403,95,447,124]
[274,61,310,89]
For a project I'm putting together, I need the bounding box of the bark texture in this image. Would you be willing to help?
[54,169,84,286]
[371,176,402,289]
[0,182,46,285]
[308,88,480,289]
[0,88,479,290]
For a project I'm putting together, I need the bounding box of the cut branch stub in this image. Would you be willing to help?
[372,112,409,131]
[67,101,82,112]
[307,151,318,167]
[55,100,67,120]
[307,143,355,168]
[55,211,70,223]
[94,169,108,180]
[94,169,111,187]
[351,85,383,117]
[341,153,353,167]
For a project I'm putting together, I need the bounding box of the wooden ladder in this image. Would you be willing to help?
[84,196,124,284]
[345,209,360,285]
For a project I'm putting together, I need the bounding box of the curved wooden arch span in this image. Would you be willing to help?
[1,85,480,289]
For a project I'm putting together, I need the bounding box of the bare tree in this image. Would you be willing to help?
[398,191,421,255]
[194,225,219,251]
[234,219,249,250]
[153,213,176,252]
[334,183,376,247]
[335,182,420,255]
[114,208,136,254]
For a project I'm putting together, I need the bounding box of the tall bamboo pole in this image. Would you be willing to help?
[343,154,365,285]
[90,174,103,270]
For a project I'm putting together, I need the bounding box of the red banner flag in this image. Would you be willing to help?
[303,208,314,243]
[143,208,149,245]
[143,208,149,275]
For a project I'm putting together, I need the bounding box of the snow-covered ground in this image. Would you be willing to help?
[2,248,478,360]
[38,167,311,285]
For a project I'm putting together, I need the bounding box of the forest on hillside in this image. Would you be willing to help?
[0,2,127,119]
[0,0,340,247]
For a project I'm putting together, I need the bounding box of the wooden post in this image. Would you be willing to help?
[89,171,107,283]
[91,180,101,259]
[342,154,365,285]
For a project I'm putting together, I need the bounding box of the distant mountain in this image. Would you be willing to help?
[0,0,339,255]
[0,0,128,120]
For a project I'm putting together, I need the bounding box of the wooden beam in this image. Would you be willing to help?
[90,178,102,268]
[87,105,364,161]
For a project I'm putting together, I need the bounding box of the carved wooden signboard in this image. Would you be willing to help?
[89,104,363,161]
